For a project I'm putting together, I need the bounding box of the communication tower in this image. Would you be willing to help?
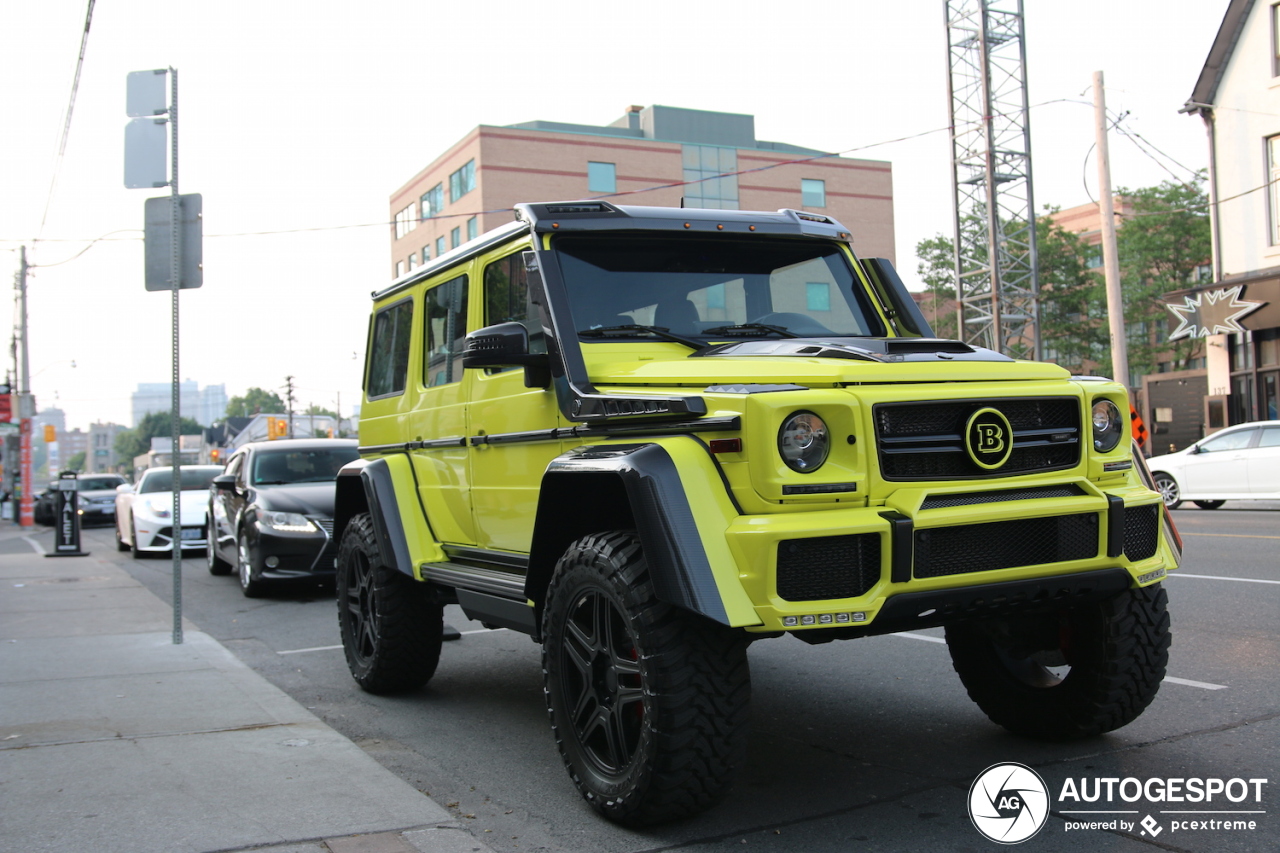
[944,0,1039,359]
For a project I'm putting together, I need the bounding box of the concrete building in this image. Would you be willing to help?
[1180,0,1280,430]
[388,105,895,279]
[131,381,228,427]
[87,422,127,473]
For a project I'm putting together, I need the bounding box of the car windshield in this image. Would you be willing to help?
[78,477,124,491]
[554,234,885,340]
[251,447,359,485]
[138,467,223,493]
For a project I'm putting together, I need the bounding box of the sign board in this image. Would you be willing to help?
[144,194,203,290]
[126,69,169,117]
[125,118,169,189]
[49,471,88,557]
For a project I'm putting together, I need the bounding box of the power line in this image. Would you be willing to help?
[35,0,97,244]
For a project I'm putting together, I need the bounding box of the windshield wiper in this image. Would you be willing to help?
[579,324,705,351]
[702,323,799,338]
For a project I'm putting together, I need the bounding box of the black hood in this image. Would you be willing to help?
[253,482,337,517]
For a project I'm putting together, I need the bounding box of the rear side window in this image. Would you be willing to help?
[425,275,469,387]
[367,298,414,398]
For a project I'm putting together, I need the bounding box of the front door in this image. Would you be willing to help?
[1181,427,1257,494]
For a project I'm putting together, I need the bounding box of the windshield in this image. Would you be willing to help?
[138,467,223,493]
[251,447,359,485]
[78,476,124,491]
[555,234,884,340]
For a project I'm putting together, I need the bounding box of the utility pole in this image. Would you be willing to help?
[17,247,33,527]
[284,376,295,439]
[1093,70,1129,388]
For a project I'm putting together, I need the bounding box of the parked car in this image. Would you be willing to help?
[1147,420,1280,508]
[206,438,360,596]
[33,474,127,527]
[115,466,224,555]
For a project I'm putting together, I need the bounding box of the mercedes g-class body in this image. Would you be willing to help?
[335,201,1181,825]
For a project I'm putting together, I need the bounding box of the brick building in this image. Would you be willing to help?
[388,105,895,278]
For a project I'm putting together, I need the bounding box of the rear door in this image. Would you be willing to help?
[1246,425,1280,496]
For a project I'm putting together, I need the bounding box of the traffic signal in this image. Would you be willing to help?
[267,417,287,439]
[210,448,221,463]
[43,424,56,443]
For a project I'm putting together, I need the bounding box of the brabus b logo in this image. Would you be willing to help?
[966,407,1014,470]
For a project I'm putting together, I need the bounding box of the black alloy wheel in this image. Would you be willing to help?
[206,518,232,575]
[237,529,267,597]
[337,513,442,693]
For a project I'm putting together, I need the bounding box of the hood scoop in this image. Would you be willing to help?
[695,337,1013,363]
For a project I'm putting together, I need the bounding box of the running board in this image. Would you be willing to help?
[420,561,538,636]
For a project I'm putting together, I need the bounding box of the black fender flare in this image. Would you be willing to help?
[525,443,734,625]
[334,457,415,577]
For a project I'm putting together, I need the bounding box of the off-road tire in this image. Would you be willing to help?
[542,530,751,826]
[1153,473,1182,510]
[207,519,232,575]
[1193,500,1225,510]
[945,584,1171,740]
[337,513,443,694]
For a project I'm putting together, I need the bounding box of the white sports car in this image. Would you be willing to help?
[115,465,224,555]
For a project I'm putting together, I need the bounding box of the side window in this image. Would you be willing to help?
[483,252,546,357]
[226,454,245,485]
[425,275,469,387]
[1199,429,1255,452]
[366,298,414,398]
[1258,427,1280,448]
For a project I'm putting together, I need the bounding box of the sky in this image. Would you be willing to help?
[0,1,1229,432]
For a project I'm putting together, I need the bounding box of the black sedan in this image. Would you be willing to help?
[206,438,359,597]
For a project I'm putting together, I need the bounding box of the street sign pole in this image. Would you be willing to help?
[168,67,182,646]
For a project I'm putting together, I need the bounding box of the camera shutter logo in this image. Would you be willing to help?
[969,763,1050,844]
[965,407,1014,470]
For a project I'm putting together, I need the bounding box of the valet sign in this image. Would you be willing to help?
[967,763,1268,844]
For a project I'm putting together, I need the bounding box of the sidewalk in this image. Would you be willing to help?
[0,522,495,853]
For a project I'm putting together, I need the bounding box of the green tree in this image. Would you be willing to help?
[225,387,285,418]
[914,232,961,340]
[303,404,338,418]
[1114,175,1211,378]
[114,411,203,469]
[66,451,86,472]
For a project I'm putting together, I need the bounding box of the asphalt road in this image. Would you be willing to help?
[43,505,1280,853]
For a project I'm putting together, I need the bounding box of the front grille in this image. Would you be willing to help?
[875,397,1081,481]
[776,534,881,601]
[1123,504,1159,561]
[311,518,339,571]
[921,484,1086,510]
[913,513,1099,578]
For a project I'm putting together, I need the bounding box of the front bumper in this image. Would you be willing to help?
[252,518,337,579]
[136,524,207,551]
[729,478,1178,635]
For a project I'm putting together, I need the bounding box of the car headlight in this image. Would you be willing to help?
[778,411,830,473]
[1091,398,1124,452]
[138,499,171,519]
[259,511,317,533]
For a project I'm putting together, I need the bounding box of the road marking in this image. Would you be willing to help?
[21,536,46,556]
[1181,532,1280,540]
[278,644,341,655]
[1163,676,1229,690]
[891,633,1228,690]
[275,626,507,655]
[1170,572,1280,585]
[895,631,945,644]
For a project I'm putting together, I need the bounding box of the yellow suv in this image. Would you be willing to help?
[335,201,1181,825]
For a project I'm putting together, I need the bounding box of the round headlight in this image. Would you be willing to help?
[778,411,830,473]
[1091,399,1124,452]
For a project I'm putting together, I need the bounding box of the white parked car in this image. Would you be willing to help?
[1146,420,1280,509]
[115,465,224,555]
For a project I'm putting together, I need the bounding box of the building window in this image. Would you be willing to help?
[1273,3,1280,76]
[1269,136,1280,245]
[422,245,431,263]
[588,161,616,194]
[806,282,831,312]
[408,253,417,269]
[421,184,444,219]
[1083,246,1103,268]
[451,227,461,249]
[394,202,417,239]
[801,179,826,209]
[449,159,476,203]
[466,216,478,241]
[681,145,739,210]
[436,237,446,257]
[395,260,405,278]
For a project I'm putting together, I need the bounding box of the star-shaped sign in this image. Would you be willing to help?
[1166,285,1265,341]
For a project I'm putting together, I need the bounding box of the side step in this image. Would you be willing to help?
[421,561,537,635]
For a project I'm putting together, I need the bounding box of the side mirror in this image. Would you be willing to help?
[116,484,133,494]
[462,322,550,388]
[1189,445,1204,454]
[212,474,238,491]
